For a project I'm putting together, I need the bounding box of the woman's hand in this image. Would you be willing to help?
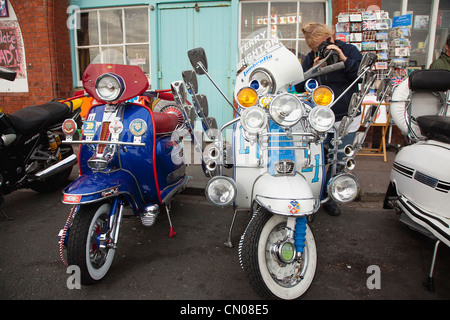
[326,44,347,62]
[313,56,325,67]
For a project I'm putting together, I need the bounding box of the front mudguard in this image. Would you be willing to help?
[62,170,146,214]
[252,173,320,216]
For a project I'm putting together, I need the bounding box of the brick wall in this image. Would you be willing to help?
[1,0,73,113]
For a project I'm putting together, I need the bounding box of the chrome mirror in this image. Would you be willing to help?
[337,116,351,137]
[361,71,376,96]
[182,70,198,94]
[376,78,390,102]
[195,94,209,118]
[352,131,366,150]
[357,52,377,76]
[188,47,208,75]
[171,81,187,106]
[348,93,360,117]
[362,105,376,127]
[205,117,218,139]
[187,106,198,125]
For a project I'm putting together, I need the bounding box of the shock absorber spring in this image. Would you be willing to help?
[47,131,61,160]
[294,216,307,254]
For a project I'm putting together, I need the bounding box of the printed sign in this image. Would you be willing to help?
[0,21,25,78]
[392,14,412,28]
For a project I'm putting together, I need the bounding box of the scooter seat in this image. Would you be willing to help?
[153,112,179,134]
[8,101,70,135]
[409,69,450,92]
[417,115,450,144]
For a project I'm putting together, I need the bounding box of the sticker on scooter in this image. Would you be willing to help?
[82,121,96,136]
[62,119,77,136]
[109,120,124,135]
[129,119,147,136]
[288,200,300,214]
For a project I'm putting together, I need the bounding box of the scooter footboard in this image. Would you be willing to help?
[253,173,320,216]
[62,170,147,212]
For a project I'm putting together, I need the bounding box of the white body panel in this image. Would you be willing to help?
[232,122,324,215]
[391,140,450,246]
[235,44,304,97]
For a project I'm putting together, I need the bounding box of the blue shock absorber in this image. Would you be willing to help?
[294,216,307,254]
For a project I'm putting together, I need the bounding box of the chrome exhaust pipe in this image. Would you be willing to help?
[34,154,78,180]
[207,146,219,160]
[206,159,217,172]
[343,157,356,171]
[344,144,355,157]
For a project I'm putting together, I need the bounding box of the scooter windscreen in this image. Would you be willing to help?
[82,49,149,104]
[235,28,304,97]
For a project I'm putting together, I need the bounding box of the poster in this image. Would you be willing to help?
[0,20,26,78]
[414,15,429,30]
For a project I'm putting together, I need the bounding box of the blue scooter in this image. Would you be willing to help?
[58,49,198,285]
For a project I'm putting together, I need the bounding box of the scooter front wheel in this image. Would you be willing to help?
[239,206,317,300]
[67,202,116,285]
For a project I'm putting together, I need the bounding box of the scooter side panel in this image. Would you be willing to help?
[391,140,450,219]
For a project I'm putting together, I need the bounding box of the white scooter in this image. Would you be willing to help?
[172,29,377,299]
[383,69,450,291]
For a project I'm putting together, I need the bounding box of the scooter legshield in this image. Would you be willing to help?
[62,170,144,211]
[252,173,320,216]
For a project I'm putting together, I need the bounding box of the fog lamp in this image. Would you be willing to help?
[308,105,335,132]
[240,106,268,135]
[269,93,303,127]
[327,173,360,204]
[205,176,237,207]
[312,86,334,106]
[237,87,258,108]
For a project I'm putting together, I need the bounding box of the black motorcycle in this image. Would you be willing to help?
[0,66,80,219]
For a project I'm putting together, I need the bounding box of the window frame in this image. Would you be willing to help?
[238,0,329,60]
[73,5,151,87]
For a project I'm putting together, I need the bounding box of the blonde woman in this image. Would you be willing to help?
[295,23,363,216]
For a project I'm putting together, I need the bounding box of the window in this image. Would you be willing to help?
[74,6,150,86]
[239,1,327,63]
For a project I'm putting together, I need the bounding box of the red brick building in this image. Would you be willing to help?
[1,0,72,113]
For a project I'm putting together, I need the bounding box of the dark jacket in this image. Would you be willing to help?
[295,40,362,121]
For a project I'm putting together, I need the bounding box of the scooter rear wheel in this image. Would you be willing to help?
[67,202,116,285]
[239,206,317,300]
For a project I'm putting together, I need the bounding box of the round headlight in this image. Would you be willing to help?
[312,86,334,106]
[237,87,258,108]
[240,106,268,135]
[205,176,237,207]
[269,93,303,127]
[95,73,124,102]
[327,173,360,204]
[249,69,275,95]
[308,105,335,132]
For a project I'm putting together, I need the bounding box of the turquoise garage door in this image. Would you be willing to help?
[156,1,234,129]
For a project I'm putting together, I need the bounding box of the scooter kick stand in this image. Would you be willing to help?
[423,240,440,292]
[224,210,238,248]
[165,203,176,238]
